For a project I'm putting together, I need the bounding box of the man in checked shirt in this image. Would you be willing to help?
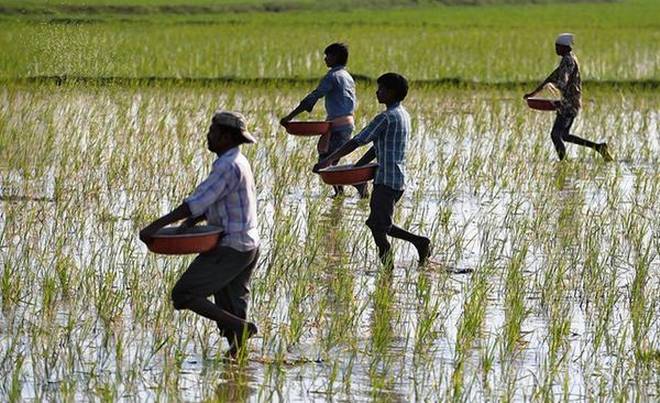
[524,33,613,162]
[313,73,432,269]
[140,111,260,359]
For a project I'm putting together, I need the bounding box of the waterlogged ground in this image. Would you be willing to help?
[0,84,658,401]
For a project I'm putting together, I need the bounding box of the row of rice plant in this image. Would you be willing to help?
[1,0,659,82]
[0,82,656,400]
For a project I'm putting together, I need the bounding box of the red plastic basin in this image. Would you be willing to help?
[282,121,331,136]
[318,163,379,185]
[526,98,559,111]
[146,225,222,255]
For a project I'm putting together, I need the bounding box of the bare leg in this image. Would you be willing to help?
[388,225,432,265]
[563,133,599,149]
[370,228,392,267]
[176,297,256,336]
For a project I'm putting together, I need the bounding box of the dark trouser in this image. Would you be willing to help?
[318,126,353,161]
[171,246,259,343]
[319,126,363,195]
[366,185,427,267]
[551,112,600,160]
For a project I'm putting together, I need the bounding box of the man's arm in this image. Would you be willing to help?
[312,113,388,172]
[178,213,206,232]
[313,139,361,172]
[313,113,387,172]
[524,74,554,98]
[523,59,564,99]
[139,203,192,244]
[280,104,307,125]
[280,73,333,124]
[354,147,376,166]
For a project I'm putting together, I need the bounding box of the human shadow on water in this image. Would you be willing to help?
[365,270,407,402]
[319,198,349,262]
[551,162,583,251]
[213,363,257,402]
[425,258,474,275]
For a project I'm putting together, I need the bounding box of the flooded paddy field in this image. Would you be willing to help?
[0,83,657,401]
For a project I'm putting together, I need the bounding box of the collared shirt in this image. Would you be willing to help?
[547,52,582,116]
[353,102,409,191]
[299,65,356,128]
[184,147,259,252]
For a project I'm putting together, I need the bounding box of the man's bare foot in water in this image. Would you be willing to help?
[331,186,345,198]
[225,322,258,359]
[597,143,614,162]
[415,237,432,266]
[355,183,369,199]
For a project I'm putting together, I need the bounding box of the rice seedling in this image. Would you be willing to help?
[0,0,658,399]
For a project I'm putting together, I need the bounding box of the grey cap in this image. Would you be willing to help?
[212,110,256,144]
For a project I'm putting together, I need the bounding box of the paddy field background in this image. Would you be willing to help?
[0,0,658,401]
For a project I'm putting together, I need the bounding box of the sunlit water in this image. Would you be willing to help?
[0,86,658,401]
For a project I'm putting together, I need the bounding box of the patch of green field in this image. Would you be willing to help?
[0,0,657,83]
[0,0,623,16]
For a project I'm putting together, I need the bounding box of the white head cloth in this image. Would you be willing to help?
[555,33,575,47]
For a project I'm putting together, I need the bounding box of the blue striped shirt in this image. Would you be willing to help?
[300,65,356,129]
[353,103,409,191]
[184,147,259,252]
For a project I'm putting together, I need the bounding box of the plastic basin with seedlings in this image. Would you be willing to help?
[526,98,559,111]
[318,163,379,185]
[282,121,330,136]
[146,225,223,255]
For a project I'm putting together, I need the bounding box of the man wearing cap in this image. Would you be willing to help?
[140,111,260,359]
[524,33,613,162]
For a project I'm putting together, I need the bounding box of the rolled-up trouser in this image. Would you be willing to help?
[550,112,575,160]
[318,126,353,161]
[318,126,355,194]
[171,246,259,339]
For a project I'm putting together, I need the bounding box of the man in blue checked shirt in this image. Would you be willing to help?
[140,111,260,359]
[280,42,367,199]
[314,73,432,268]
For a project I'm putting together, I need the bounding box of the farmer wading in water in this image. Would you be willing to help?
[140,111,260,359]
[524,33,613,162]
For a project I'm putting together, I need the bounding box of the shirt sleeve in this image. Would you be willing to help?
[299,72,334,112]
[184,165,234,217]
[353,113,388,145]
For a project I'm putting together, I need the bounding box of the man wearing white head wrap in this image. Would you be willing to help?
[524,34,613,161]
[555,33,574,48]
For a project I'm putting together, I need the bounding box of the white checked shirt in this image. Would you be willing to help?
[184,147,260,251]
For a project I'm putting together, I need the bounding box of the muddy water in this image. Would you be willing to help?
[0,86,658,401]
